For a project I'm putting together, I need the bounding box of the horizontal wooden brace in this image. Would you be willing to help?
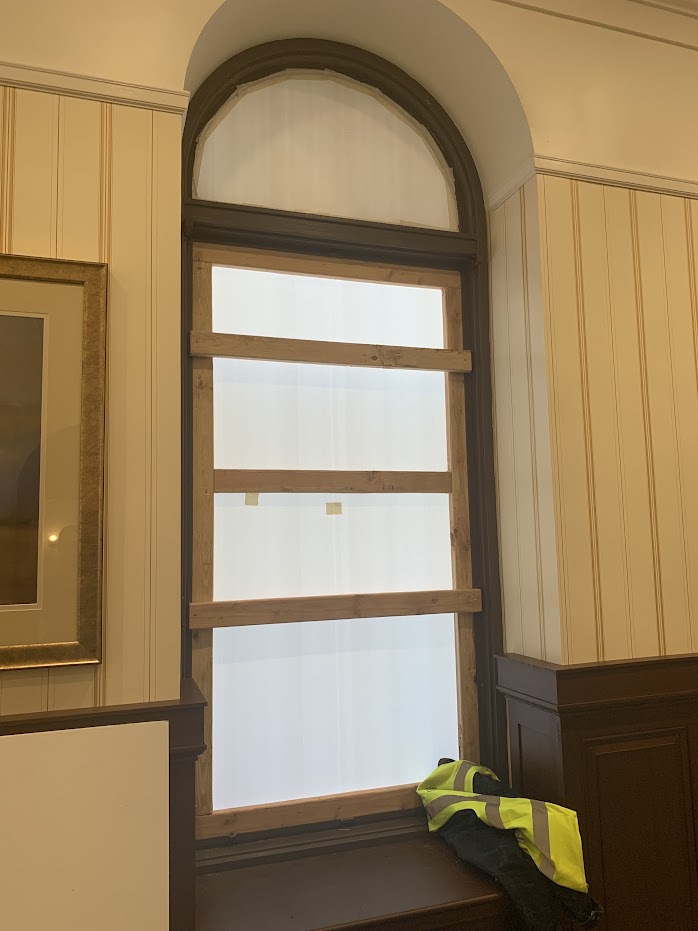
[196,783,420,840]
[189,588,482,630]
[190,331,472,373]
[214,470,452,494]
[194,244,462,289]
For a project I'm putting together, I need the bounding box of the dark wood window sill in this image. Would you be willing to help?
[196,832,518,930]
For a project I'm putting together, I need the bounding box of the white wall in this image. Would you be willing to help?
[0,722,169,931]
[1,0,697,199]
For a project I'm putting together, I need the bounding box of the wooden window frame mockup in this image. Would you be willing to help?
[182,39,504,842]
[190,246,480,837]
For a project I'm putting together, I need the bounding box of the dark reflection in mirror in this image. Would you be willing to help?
[0,315,43,605]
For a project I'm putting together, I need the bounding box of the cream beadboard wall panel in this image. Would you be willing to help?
[539,175,698,662]
[0,84,181,713]
[490,177,561,663]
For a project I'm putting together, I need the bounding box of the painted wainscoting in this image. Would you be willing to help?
[0,86,182,711]
[491,174,698,666]
[539,175,698,664]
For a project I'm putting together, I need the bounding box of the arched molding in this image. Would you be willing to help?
[183,39,486,238]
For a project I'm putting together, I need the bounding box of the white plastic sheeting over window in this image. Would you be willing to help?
[211,266,458,809]
[214,492,452,601]
[212,266,446,346]
[194,73,458,230]
[213,616,459,810]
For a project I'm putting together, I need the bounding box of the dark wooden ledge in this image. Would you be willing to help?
[197,833,517,930]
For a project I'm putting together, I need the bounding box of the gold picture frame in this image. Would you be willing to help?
[0,254,107,669]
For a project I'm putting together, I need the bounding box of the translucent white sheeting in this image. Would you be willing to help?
[212,615,459,810]
[214,493,452,601]
[214,360,448,471]
[212,267,448,471]
[212,266,445,347]
[194,73,458,230]
[211,265,458,809]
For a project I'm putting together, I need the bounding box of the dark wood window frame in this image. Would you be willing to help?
[181,38,505,846]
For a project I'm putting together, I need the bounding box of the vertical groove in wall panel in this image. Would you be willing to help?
[634,191,684,657]
[144,111,154,701]
[47,95,103,710]
[150,111,182,700]
[539,177,569,663]
[506,191,541,659]
[618,190,663,657]
[661,195,698,653]
[574,183,630,660]
[520,186,546,660]
[104,104,151,705]
[524,177,561,663]
[687,201,698,652]
[57,97,101,263]
[490,201,523,654]
[541,176,597,663]
[600,187,634,658]
[570,182,603,660]
[0,86,15,253]
[95,102,113,706]
[11,90,58,258]
[502,198,524,653]
[606,189,658,656]
[0,88,61,712]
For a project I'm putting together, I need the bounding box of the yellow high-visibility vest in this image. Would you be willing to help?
[417,760,589,894]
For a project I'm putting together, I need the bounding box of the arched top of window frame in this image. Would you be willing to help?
[192,70,458,231]
[182,39,486,241]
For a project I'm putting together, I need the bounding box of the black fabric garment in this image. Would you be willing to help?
[434,761,603,931]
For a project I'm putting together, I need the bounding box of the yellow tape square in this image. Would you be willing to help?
[326,502,342,515]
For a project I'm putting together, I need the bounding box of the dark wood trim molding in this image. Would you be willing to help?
[497,652,698,930]
[0,679,205,931]
[183,200,477,269]
[182,38,505,780]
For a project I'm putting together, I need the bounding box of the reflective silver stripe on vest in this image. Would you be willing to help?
[453,762,470,792]
[485,801,505,830]
[426,793,503,822]
[530,800,556,880]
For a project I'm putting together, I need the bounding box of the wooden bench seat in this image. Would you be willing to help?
[196,834,518,930]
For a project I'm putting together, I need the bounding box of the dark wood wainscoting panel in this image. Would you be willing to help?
[507,699,564,806]
[0,678,205,931]
[497,652,698,931]
[584,730,697,931]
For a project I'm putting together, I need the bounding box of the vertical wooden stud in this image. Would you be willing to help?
[443,286,479,762]
[191,260,214,815]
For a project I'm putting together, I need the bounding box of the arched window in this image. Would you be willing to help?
[183,40,502,841]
